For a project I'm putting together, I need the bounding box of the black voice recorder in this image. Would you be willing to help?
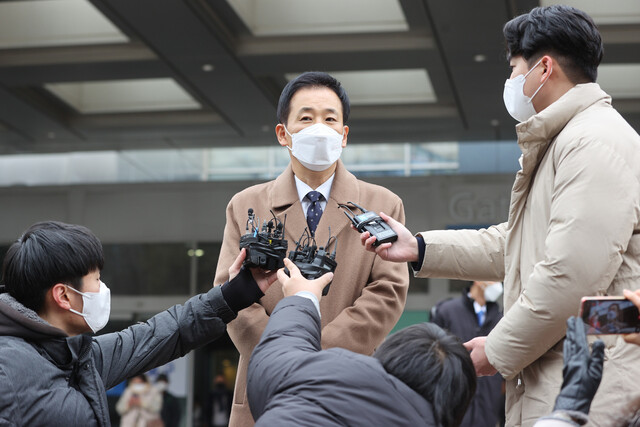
[338,202,398,246]
[238,208,288,270]
[285,227,338,296]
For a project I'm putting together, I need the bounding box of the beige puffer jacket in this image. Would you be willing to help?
[416,83,640,427]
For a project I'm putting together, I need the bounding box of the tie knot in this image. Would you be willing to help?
[306,191,323,203]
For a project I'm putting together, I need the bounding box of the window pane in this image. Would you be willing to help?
[196,242,222,294]
[101,243,191,295]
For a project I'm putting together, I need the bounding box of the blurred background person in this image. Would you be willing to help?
[207,374,233,427]
[116,374,163,427]
[156,374,181,427]
[431,280,505,427]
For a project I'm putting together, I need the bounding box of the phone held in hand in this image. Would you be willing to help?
[579,296,640,334]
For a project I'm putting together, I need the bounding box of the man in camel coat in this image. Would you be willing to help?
[213,71,409,426]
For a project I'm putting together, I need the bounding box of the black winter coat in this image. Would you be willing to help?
[0,287,235,426]
[248,296,437,426]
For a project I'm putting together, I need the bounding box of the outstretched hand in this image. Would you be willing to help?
[553,316,605,415]
[358,212,419,263]
[228,248,278,293]
[276,258,333,301]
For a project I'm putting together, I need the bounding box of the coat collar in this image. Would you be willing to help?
[0,291,88,368]
[508,83,611,223]
[271,160,359,208]
[0,292,67,340]
[515,83,611,176]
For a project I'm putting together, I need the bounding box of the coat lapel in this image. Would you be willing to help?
[270,160,359,253]
[269,164,308,249]
[314,160,358,249]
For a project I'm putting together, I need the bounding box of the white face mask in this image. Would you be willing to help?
[285,123,344,171]
[67,281,111,333]
[503,58,550,122]
[156,381,168,392]
[484,282,503,303]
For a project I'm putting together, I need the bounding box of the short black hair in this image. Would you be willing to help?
[1,221,104,313]
[373,323,476,427]
[503,5,603,83]
[276,71,350,125]
[157,374,169,383]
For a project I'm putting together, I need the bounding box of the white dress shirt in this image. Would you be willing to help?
[294,174,334,217]
[472,298,487,326]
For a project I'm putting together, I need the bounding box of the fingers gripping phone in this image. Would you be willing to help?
[579,296,640,334]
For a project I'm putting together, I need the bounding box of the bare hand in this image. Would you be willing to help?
[358,212,419,263]
[623,289,640,346]
[276,258,333,301]
[228,248,278,293]
[463,336,498,376]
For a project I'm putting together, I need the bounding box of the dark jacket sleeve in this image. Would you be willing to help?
[92,286,236,389]
[247,296,321,420]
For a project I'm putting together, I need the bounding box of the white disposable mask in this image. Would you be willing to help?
[67,281,111,333]
[503,59,550,122]
[285,123,344,171]
[484,282,503,303]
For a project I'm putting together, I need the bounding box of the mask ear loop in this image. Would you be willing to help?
[527,58,552,102]
[282,125,295,152]
[65,284,91,298]
[65,285,88,317]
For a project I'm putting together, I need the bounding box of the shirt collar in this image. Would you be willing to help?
[294,174,335,203]
[472,299,486,314]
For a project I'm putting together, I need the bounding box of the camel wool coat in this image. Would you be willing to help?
[213,160,409,426]
[415,84,640,427]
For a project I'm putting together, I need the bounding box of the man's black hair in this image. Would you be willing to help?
[373,322,476,427]
[1,221,104,313]
[503,5,603,83]
[276,71,350,125]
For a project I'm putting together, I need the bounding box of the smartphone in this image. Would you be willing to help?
[579,296,640,334]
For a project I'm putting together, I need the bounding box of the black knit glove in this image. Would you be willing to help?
[554,316,605,415]
[220,266,264,314]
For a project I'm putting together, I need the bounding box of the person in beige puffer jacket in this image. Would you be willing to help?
[359,5,640,427]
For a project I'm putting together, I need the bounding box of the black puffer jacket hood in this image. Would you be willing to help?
[0,287,67,340]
